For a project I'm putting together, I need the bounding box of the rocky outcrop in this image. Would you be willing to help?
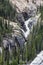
[30,51,43,65]
[9,0,41,39]
[33,0,43,6]
[9,0,29,12]
[9,0,43,13]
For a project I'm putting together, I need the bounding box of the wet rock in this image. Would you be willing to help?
[15,36,25,48]
[22,12,30,21]
[8,38,15,47]
[24,3,37,17]
[28,21,33,29]
[16,13,25,24]
[3,39,9,49]
[16,13,27,32]
[21,24,27,32]
[2,38,15,49]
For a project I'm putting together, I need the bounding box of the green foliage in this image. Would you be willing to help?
[40,6,43,20]
[0,1,43,64]
[12,58,18,65]
[19,60,26,65]
[0,54,3,65]
[0,0,16,21]
[0,17,13,45]
[0,17,12,32]
[26,21,43,61]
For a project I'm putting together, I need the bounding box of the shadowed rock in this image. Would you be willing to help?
[28,21,33,29]
[15,36,25,48]
[2,38,15,49]
[16,13,27,32]
[22,12,31,21]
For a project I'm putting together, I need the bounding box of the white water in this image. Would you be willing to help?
[21,14,41,38]
[21,18,31,38]
[9,13,41,39]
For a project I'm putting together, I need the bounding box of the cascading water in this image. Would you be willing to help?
[21,18,31,38]
[21,13,41,38]
[1,2,41,55]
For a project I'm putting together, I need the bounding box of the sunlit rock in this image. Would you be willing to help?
[30,51,43,65]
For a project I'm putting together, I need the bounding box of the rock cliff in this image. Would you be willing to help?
[9,0,43,13]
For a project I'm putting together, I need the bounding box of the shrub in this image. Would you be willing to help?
[19,60,26,65]
[12,59,18,65]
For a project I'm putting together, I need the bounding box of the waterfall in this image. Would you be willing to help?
[21,14,41,38]
[21,18,31,38]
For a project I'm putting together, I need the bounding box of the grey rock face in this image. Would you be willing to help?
[3,39,9,48]
[16,13,27,32]
[16,13,25,23]
[22,12,31,21]
[28,21,33,29]
[2,38,15,49]
[15,35,25,48]
[30,51,43,65]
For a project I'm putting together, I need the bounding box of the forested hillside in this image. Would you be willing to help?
[0,0,16,21]
[0,0,43,65]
